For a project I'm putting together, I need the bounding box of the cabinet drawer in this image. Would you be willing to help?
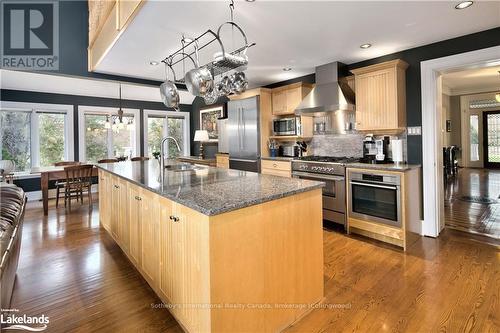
[261,168,291,178]
[261,159,291,171]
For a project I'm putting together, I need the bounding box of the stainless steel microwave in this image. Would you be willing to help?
[273,116,301,136]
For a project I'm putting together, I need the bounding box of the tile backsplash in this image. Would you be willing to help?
[309,133,364,157]
[308,132,408,162]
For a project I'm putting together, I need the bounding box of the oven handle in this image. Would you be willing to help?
[350,181,398,190]
[292,171,345,182]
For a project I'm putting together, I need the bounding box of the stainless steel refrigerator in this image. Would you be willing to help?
[227,96,260,172]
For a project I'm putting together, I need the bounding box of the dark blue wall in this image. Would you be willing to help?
[1,89,191,192]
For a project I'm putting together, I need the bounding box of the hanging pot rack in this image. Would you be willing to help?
[161,22,255,84]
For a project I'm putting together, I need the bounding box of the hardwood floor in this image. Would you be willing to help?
[10,199,500,332]
[444,168,500,239]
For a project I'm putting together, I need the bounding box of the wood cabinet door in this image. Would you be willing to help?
[356,69,397,131]
[98,171,111,232]
[140,189,160,287]
[118,178,130,254]
[128,184,142,267]
[169,203,208,332]
[110,176,121,240]
[285,87,302,114]
[272,90,287,115]
[159,197,174,302]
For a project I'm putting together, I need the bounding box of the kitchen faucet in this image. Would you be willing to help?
[160,136,181,182]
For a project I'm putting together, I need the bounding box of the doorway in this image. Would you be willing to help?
[421,45,500,237]
[440,68,500,240]
[483,110,500,169]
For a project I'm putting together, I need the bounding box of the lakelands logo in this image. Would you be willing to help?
[1,0,59,70]
[1,313,49,331]
[1,309,49,331]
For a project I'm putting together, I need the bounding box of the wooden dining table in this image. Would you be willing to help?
[31,166,98,215]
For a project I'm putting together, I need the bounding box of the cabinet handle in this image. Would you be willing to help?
[135,196,142,201]
[273,163,277,167]
[169,215,180,222]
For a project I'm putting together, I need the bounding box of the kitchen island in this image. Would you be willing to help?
[97,160,324,333]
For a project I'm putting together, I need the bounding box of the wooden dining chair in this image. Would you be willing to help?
[130,156,150,161]
[97,158,119,163]
[64,164,94,210]
[54,161,81,208]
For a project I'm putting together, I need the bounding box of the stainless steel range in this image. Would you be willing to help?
[292,156,359,228]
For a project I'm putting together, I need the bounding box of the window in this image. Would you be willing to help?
[0,102,74,172]
[79,106,140,162]
[143,110,190,158]
[469,114,479,162]
[0,111,31,171]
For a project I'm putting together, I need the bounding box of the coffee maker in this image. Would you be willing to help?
[362,134,377,163]
[362,135,391,164]
[375,136,391,162]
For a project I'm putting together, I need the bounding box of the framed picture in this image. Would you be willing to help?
[200,105,223,141]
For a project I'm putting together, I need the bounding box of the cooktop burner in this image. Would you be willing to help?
[296,156,361,163]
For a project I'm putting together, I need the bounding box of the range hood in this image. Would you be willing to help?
[295,62,355,115]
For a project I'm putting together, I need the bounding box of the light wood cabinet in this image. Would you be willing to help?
[110,176,121,240]
[350,59,408,134]
[140,189,160,287]
[98,170,111,232]
[271,82,313,116]
[128,183,142,267]
[215,154,229,169]
[98,168,323,333]
[346,167,421,251]
[261,159,292,178]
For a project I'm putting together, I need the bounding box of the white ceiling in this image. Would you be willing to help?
[0,69,195,103]
[96,1,500,87]
[442,65,500,95]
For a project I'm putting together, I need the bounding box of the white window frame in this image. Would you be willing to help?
[143,109,191,157]
[0,101,74,171]
[78,106,140,162]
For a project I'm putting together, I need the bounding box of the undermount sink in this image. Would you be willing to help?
[164,163,200,172]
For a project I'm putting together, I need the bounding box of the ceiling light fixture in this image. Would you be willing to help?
[149,60,159,66]
[360,43,372,49]
[283,67,292,72]
[455,1,473,9]
[245,0,256,2]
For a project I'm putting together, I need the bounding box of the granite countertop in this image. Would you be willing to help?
[346,162,421,172]
[261,156,294,162]
[97,160,324,216]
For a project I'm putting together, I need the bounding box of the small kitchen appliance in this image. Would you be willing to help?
[273,116,301,136]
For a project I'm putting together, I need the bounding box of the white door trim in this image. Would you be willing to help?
[420,45,500,237]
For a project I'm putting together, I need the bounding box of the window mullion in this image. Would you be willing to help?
[31,111,39,168]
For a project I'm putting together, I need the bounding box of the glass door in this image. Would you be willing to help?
[483,110,500,168]
[350,182,401,227]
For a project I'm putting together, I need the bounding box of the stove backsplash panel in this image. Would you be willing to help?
[309,134,364,157]
[309,132,408,161]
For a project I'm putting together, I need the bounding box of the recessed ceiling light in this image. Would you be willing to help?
[455,1,473,9]
[149,60,159,66]
[360,43,372,49]
[283,67,292,72]
[245,0,256,2]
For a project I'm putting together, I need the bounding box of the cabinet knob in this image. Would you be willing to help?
[135,196,142,201]
[114,185,119,189]
[169,215,180,222]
